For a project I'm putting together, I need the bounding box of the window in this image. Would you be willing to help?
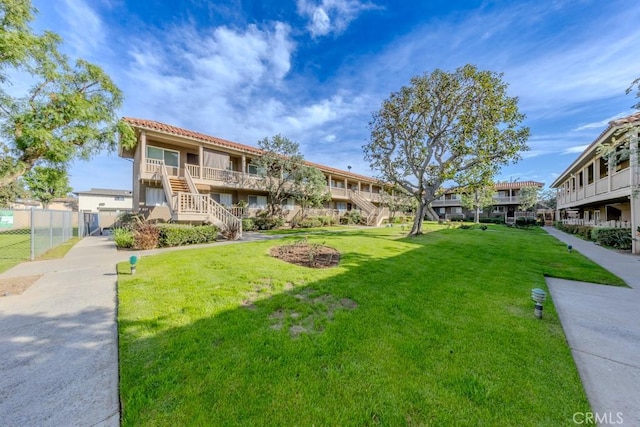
[493,206,505,213]
[336,202,347,212]
[147,146,179,168]
[281,198,295,210]
[578,171,583,188]
[211,193,233,206]
[114,196,125,201]
[586,163,594,184]
[452,207,462,214]
[145,188,167,206]
[248,195,267,208]
[331,180,345,188]
[599,157,608,178]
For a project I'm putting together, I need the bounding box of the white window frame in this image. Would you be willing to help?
[147,145,180,168]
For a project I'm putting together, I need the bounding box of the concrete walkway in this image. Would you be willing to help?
[543,227,640,426]
[0,232,282,427]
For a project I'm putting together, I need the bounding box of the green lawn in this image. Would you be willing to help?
[117,224,624,426]
[0,231,30,273]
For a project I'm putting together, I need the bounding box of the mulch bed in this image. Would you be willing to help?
[270,241,340,268]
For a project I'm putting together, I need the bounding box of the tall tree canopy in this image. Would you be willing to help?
[291,165,331,220]
[364,64,529,235]
[459,185,496,223]
[0,0,135,189]
[252,134,305,218]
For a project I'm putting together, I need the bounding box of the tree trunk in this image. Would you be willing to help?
[409,202,426,235]
[475,206,480,223]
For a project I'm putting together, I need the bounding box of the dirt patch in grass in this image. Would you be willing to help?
[0,275,42,297]
[269,289,358,338]
[270,240,340,268]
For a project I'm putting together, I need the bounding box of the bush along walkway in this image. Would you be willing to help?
[543,226,640,426]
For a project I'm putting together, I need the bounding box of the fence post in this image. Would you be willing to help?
[49,210,54,250]
[30,208,35,260]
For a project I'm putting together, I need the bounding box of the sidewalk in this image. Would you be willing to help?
[0,232,283,427]
[543,227,640,426]
[0,236,129,427]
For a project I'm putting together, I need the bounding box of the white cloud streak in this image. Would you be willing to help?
[296,0,380,37]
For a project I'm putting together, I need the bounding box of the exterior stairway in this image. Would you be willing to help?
[348,190,386,226]
[159,167,242,239]
[169,177,190,193]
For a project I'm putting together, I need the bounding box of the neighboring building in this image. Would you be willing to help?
[551,112,639,254]
[74,188,133,214]
[430,181,544,222]
[9,197,77,211]
[118,118,391,229]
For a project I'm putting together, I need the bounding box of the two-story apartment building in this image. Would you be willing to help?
[118,118,390,230]
[430,181,544,222]
[551,112,640,254]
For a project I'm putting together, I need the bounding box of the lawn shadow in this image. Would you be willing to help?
[118,225,595,426]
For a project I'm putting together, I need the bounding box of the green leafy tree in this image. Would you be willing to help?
[518,185,539,211]
[0,177,27,207]
[23,165,70,207]
[538,187,557,210]
[291,165,331,220]
[364,64,530,235]
[459,185,495,223]
[0,0,136,189]
[252,134,304,218]
[379,187,416,221]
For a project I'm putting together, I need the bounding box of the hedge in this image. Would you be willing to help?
[590,228,632,250]
[157,224,219,247]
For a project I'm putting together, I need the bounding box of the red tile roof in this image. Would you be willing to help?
[123,117,380,183]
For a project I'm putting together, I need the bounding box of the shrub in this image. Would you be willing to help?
[515,217,537,228]
[459,224,472,229]
[253,212,284,230]
[115,213,146,230]
[480,225,488,230]
[158,224,219,247]
[299,218,322,228]
[341,210,363,225]
[113,227,134,248]
[242,218,256,231]
[134,223,160,250]
[317,216,334,226]
[591,228,632,250]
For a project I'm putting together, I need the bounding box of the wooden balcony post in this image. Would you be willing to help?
[199,145,204,179]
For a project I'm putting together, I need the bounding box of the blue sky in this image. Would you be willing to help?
[27,0,640,192]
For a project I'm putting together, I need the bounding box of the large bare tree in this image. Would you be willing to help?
[364,64,530,235]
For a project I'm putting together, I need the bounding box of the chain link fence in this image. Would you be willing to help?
[0,209,78,267]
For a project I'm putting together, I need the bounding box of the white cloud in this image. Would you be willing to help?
[573,112,630,131]
[562,145,590,155]
[56,0,106,57]
[296,0,380,37]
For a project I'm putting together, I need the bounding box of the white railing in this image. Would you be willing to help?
[561,219,631,228]
[145,158,164,174]
[160,164,175,207]
[202,167,243,182]
[183,165,199,194]
[206,196,242,239]
[186,164,200,179]
[611,168,630,191]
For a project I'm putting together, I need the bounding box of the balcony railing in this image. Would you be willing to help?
[561,218,631,229]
